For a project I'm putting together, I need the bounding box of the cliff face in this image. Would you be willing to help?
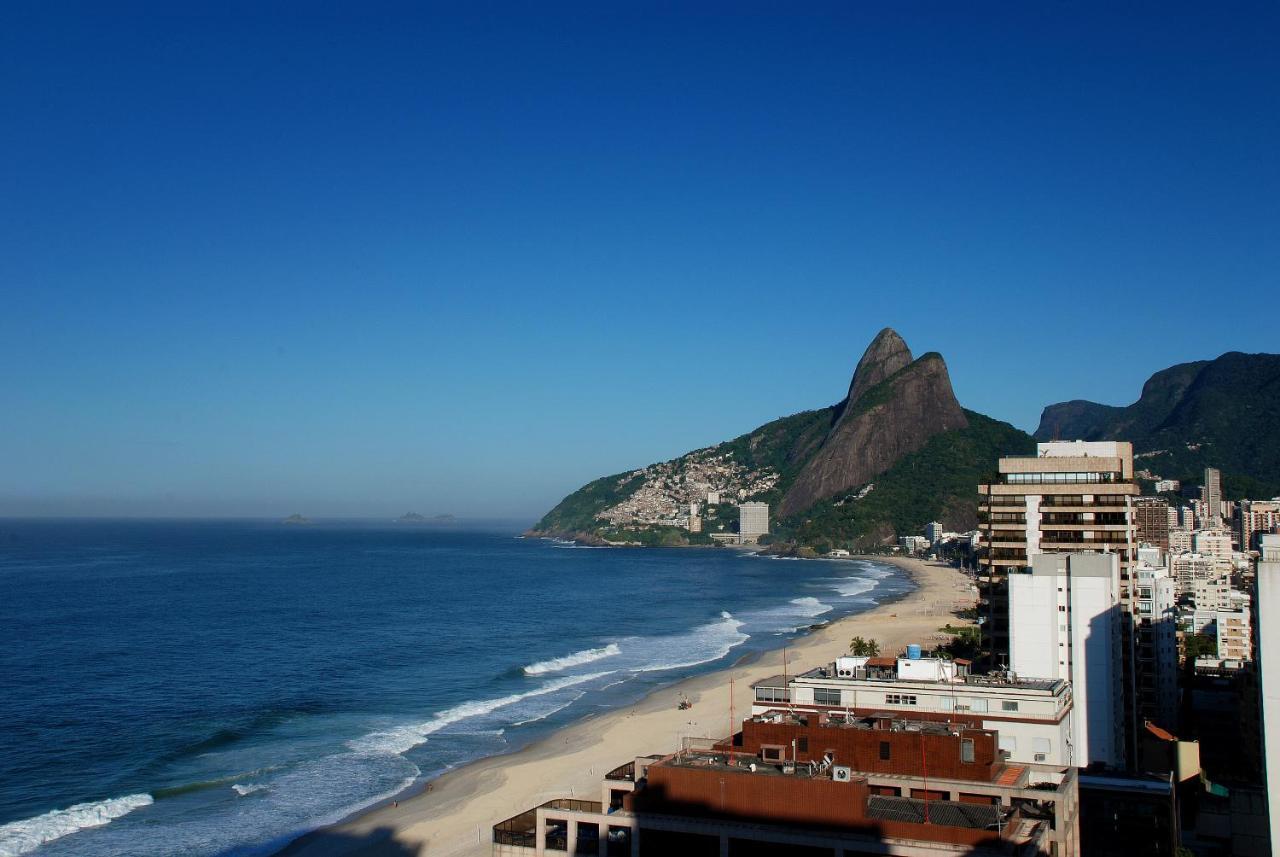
[780,345,968,517]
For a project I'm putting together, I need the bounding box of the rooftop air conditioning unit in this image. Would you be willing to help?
[832,766,853,783]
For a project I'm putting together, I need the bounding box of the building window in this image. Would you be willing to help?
[762,746,782,761]
[814,688,842,706]
[754,687,788,703]
[885,694,917,705]
[797,737,808,753]
[960,739,975,763]
[879,741,891,761]
[1002,701,1019,712]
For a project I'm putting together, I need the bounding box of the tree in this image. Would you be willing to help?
[849,637,882,657]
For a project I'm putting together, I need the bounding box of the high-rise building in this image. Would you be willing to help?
[1134,563,1179,730]
[1255,533,1280,850]
[1010,553,1126,767]
[978,441,1140,764]
[925,520,944,545]
[1135,497,1171,551]
[1202,467,1223,520]
[1240,500,1280,553]
[978,441,1139,650]
[738,501,769,542]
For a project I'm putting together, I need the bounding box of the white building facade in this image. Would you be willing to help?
[1134,563,1179,729]
[752,656,1076,768]
[1009,552,1126,767]
[1255,533,1280,850]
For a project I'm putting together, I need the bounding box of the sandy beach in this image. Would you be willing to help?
[278,555,976,857]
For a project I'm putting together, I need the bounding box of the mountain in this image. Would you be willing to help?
[779,330,968,517]
[531,328,1032,548]
[1035,351,1280,496]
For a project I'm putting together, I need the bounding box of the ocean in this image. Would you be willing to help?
[0,519,910,857]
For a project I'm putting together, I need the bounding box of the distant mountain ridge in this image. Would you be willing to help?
[531,328,1031,548]
[1035,351,1280,496]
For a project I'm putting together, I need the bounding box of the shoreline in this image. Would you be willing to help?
[276,554,975,857]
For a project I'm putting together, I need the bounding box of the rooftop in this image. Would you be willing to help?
[754,661,1065,694]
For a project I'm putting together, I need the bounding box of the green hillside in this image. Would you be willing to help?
[1036,352,1280,497]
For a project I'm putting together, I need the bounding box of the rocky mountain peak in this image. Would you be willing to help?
[846,327,913,405]
[779,333,967,518]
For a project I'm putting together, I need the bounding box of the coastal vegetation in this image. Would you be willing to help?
[847,636,881,656]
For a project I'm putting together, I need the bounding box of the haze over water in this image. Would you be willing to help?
[0,519,909,856]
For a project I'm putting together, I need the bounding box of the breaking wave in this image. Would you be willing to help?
[629,612,748,673]
[0,793,153,857]
[524,643,621,675]
[346,671,611,757]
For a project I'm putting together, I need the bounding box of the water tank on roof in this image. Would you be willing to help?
[906,644,922,659]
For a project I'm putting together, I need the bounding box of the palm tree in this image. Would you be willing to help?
[849,637,881,657]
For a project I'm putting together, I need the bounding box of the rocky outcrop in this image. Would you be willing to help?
[844,328,914,410]
[779,336,968,517]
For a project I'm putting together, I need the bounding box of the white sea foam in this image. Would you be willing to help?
[828,576,878,598]
[524,643,621,675]
[0,793,153,857]
[511,691,586,726]
[629,612,748,673]
[232,783,268,797]
[347,672,611,757]
[788,596,834,617]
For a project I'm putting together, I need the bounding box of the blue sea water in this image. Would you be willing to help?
[0,519,910,857]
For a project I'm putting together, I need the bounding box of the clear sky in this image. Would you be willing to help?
[2,3,1277,519]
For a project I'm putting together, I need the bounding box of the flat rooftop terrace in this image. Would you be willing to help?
[757,665,1065,693]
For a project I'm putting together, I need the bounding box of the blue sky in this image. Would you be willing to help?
[2,3,1277,518]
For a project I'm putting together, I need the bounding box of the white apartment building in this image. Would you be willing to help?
[1194,529,1233,560]
[925,521,944,545]
[1172,552,1232,601]
[899,535,930,554]
[751,655,1077,768]
[1255,533,1280,849]
[1169,528,1194,554]
[1216,604,1252,662]
[1155,479,1181,494]
[1190,574,1233,612]
[1009,553,1125,768]
[1134,563,1179,729]
[1137,544,1164,567]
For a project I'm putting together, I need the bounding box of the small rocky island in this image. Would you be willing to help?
[282,514,312,526]
[397,512,456,524]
